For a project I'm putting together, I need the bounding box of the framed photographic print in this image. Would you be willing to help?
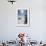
[16,8,30,27]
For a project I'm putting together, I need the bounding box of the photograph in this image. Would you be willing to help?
[16,8,30,27]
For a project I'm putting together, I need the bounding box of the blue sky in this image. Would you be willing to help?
[18,10,27,16]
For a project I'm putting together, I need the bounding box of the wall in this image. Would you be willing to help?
[0,0,46,42]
